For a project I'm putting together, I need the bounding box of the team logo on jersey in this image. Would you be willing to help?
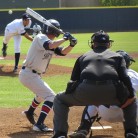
[42,53,52,60]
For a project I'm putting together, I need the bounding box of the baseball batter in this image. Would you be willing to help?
[19,19,77,132]
[2,13,33,72]
[70,50,138,138]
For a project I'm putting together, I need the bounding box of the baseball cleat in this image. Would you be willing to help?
[68,130,88,138]
[13,66,18,73]
[33,123,53,132]
[126,133,138,138]
[22,110,36,125]
[52,136,67,138]
[51,131,67,138]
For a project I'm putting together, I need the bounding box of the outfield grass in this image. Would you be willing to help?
[0,32,138,108]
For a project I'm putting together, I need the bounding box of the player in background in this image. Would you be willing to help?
[69,50,138,138]
[2,13,33,72]
[19,19,77,132]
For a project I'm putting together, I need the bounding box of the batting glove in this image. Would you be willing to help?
[63,32,72,40]
[70,37,77,47]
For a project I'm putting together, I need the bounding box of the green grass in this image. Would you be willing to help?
[0,74,70,107]
[0,32,138,108]
[1,32,138,54]
[51,58,76,67]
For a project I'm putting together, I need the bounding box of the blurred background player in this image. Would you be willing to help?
[70,50,138,138]
[1,13,33,72]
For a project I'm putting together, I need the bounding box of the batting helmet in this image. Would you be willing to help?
[116,50,135,68]
[42,19,61,37]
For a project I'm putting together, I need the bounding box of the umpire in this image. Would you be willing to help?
[52,30,137,138]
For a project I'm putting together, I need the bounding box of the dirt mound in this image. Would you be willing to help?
[0,64,72,77]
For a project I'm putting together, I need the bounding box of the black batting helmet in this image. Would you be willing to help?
[116,50,135,68]
[42,19,61,37]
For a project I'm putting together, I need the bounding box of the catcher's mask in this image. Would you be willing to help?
[116,50,135,68]
[88,30,114,49]
[42,19,61,37]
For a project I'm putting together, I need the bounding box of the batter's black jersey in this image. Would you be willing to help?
[71,47,134,98]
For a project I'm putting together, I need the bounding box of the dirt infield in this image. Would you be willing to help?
[1,53,137,138]
[0,107,124,138]
[0,64,125,138]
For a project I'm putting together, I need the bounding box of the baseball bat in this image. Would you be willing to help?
[26,7,64,34]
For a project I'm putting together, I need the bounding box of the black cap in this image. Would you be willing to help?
[92,30,113,43]
[22,13,31,20]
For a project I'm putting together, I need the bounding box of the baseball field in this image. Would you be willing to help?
[0,32,138,138]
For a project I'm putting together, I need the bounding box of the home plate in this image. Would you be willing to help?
[91,126,112,130]
[0,57,4,60]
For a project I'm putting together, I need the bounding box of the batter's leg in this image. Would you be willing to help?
[24,97,40,125]
[33,101,53,132]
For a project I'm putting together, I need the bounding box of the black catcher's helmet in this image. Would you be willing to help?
[91,30,113,44]
[89,30,114,48]
[42,19,61,37]
[116,50,135,68]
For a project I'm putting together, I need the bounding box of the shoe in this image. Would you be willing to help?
[126,133,138,138]
[13,66,18,72]
[33,123,53,132]
[68,130,88,138]
[51,136,67,138]
[22,110,36,125]
[2,46,7,57]
[52,131,67,138]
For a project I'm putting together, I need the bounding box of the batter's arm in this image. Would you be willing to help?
[60,45,73,55]
[48,38,66,49]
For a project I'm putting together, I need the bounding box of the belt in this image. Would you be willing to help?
[22,66,41,75]
[83,79,119,85]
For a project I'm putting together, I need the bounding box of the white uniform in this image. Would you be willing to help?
[19,34,56,101]
[3,19,32,53]
[85,68,138,123]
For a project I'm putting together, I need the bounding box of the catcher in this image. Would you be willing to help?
[69,50,138,138]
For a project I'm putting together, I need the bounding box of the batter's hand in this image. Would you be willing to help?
[63,32,72,40]
[121,96,136,109]
[70,37,77,47]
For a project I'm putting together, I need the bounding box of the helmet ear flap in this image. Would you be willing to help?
[44,19,61,37]
[91,34,95,43]
[90,34,95,49]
